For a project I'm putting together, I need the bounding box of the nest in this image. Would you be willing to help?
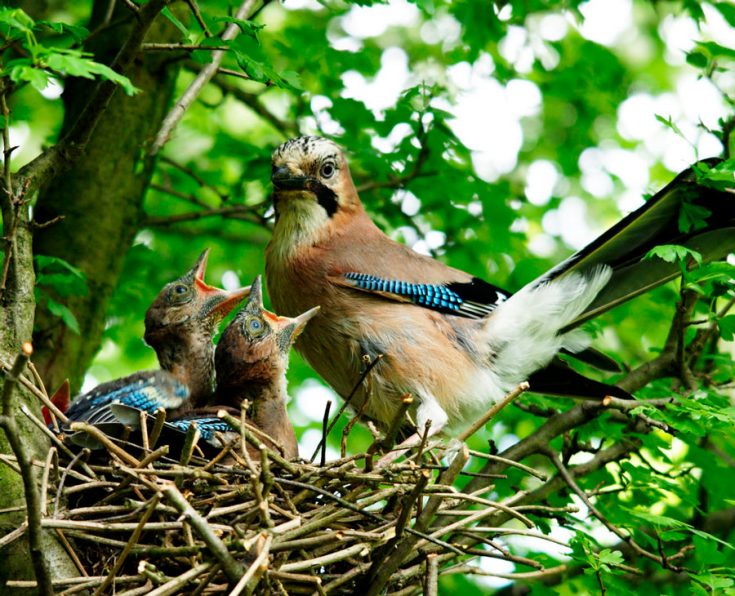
[10,386,556,596]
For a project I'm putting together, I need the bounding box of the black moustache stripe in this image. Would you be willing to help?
[305,179,338,217]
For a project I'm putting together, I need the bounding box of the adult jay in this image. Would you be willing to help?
[265,135,734,450]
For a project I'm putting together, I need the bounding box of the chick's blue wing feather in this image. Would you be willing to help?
[167,418,234,443]
[64,370,189,423]
[334,272,510,319]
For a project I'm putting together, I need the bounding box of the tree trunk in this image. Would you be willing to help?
[0,1,183,591]
[32,1,182,393]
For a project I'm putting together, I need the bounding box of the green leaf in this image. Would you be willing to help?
[679,199,712,233]
[45,296,81,334]
[645,244,702,264]
[161,7,191,42]
[6,62,49,91]
[627,510,735,550]
[35,255,88,297]
[0,7,35,36]
[696,41,735,61]
[655,114,683,137]
[686,51,709,69]
[37,20,89,42]
[718,316,735,341]
[216,16,265,41]
[694,159,735,192]
[715,2,735,27]
[43,50,140,95]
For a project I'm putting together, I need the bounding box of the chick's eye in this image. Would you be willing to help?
[320,162,335,179]
[246,316,265,336]
[170,284,192,303]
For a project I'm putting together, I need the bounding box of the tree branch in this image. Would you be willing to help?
[142,204,267,227]
[149,0,263,155]
[15,0,169,195]
[0,344,53,596]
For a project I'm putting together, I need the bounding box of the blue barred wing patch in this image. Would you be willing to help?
[167,418,234,443]
[342,273,508,318]
[65,371,189,424]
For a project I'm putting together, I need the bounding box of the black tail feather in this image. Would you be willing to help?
[529,359,633,400]
[534,159,734,330]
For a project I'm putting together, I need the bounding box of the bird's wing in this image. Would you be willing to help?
[323,218,510,318]
[534,159,734,330]
[166,417,234,444]
[328,272,510,318]
[325,215,622,370]
[65,370,189,423]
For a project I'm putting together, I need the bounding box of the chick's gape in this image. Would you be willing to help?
[265,136,735,458]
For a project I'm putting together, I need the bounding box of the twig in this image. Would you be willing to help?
[0,343,54,596]
[16,0,169,193]
[185,0,211,36]
[458,382,529,442]
[162,484,247,584]
[143,204,264,227]
[309,353,383,462]
[205,73,296,136]
[142,43,230,51]
[320,400,331,466]
[424,554,439,596]
[543,447,682,572]
[363,444,469,595]
[94,494,161,595]
[146,562,212,596]
[229,533,271,595]
[150,0,262,155]
[219,410,298,474]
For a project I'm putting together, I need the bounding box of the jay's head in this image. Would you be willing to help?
[144,249,250,348]
[215,276,320,387]
[270,136,360,224]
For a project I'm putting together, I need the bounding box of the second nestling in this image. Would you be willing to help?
[170,276,319,460]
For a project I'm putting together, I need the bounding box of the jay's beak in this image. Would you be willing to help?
[272,167,311,191]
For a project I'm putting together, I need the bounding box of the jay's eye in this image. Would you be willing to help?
[245,316,266,337]
[320,162,335,179]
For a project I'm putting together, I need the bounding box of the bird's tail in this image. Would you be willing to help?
[535,159,734,330]
[484,267,612,385]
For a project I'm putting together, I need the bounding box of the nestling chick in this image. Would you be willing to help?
[144,248,251,410]
[212,276,319,459]
[62,250,249,425]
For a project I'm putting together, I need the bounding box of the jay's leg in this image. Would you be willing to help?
[376,394,448,467]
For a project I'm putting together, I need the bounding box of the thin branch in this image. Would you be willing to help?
[310,354,383,462]
[142,43,230,51]
[161,484,247,584]
[150,0,263,155]
[458,382,528,441]
[185,0,211,36]
[142,204,266,227]
[544,447,683,572]
[204,72,297,136]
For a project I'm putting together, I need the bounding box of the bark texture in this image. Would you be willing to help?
[32,1,182,393]
[0,1,183,591]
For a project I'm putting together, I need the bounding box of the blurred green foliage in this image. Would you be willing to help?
[2,0,735,592]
